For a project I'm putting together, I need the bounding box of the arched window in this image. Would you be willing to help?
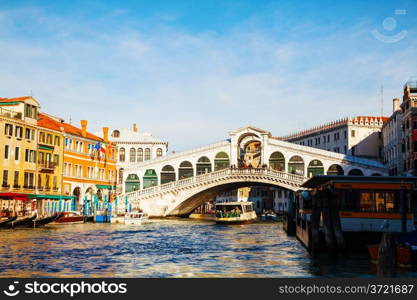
[214,152,230,171]
[118,168,124,184]
[327,164,344,175]
[145,148,151,160]
[137,148,143,162]
[129,148,136,162]
[288,155,304,175]
[307,159,324,177]
[119,147,125,162]
[269,152,285,171]
[179,161,193,179]
[111,130,120,138]
[196,156,212,175]
[161,165,176,184]
[156,148,163,157]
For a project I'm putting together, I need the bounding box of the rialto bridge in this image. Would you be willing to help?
[120,126,387,216]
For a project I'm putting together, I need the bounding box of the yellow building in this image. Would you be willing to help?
[0,96,67,217]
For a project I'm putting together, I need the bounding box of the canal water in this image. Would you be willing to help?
[0,219,416,278]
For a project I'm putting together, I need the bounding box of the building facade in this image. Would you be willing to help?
[382,98,403,176]
[104,124,168,193]
[38,114,117,212]
[282,116,387,167]
[400,79,417,176]
[0,96,67,217]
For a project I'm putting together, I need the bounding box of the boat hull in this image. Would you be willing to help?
[0,216,18,228]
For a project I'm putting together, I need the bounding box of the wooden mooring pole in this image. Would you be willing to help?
[377,232,397,277]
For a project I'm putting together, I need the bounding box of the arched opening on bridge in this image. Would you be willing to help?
[288,155,304,175]
[242,141,261,168]
[237,132,262,168]
[348,169,364,176]
[214,152,230,171]
[327,164,344,175]
[371,173,382,176]
[269,151,285,171]
[143,169,158,188]
[125,174,140,192]
[129,148,136,162]
[179,161,193,179]
[307,159,324,177]
[161,165,176,184]
[196,156,212,175]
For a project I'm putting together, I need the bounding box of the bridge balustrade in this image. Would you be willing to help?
[123,167,307,201]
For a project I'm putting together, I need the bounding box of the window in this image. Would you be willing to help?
[39,132,45,143]
[145,148,151,160]
[15,147,19,161]
[54,136,60,146]
[31,130,35,141]
[137,148,143,162]
[130,148,136,162]
[4,145,9,159]
[5,124,13,136]
[156,148,163,157]
[38,174,42,188]
[25,128,31,139]
[119,147,125,162]
[2,170,8,187]
[45,175,50,188]
[15,126,23,139]
[13,171,19,187]
[24,172,34,188]
[351,130,355,137]
[112,130,120,138]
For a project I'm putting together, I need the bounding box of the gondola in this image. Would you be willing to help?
[7,214,37,228]
[0,216,18,228]
[28,213,64,228]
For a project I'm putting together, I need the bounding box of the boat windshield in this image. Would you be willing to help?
[215,205,244,218]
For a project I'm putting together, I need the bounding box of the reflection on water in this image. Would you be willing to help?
[0,219,415,278]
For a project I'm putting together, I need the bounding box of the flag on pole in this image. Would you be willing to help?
[100,142,107,154]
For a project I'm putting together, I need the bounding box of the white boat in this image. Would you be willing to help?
[215,202,257,224]
[110,213,126,224]
[124,212,149,225]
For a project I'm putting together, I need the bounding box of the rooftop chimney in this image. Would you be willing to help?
[80,120,88,137]
[393,98,401,112]
[133,123,138,133]
[102,127,109,142]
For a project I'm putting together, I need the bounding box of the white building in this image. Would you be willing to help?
[382,98,403,175]
[282,116,387,166]
[101,124,168,192]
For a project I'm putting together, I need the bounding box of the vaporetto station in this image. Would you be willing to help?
[121,126,387,216]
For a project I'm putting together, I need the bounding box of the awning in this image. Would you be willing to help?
[96,184,116,190]
[38,145,54,151]
[0,193,29,201]
[28,194,75,200]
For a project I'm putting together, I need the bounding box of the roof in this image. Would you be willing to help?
[103,128,166,143]
[282,116,388,141]
[37,113,103,142]
[301,175,417,189]
[0,96,40,106]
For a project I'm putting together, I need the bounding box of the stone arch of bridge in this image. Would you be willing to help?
[165,179,298,216]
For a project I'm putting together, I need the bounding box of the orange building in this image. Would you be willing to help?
[38,113,117,212]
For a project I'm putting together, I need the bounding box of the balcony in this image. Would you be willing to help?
[23,185,35,191]
[12,184,21,190]
[1,184,10,190]
[39,162,57,173]
[0,107,23,120]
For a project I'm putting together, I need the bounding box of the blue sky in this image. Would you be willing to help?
[1,0,416,151]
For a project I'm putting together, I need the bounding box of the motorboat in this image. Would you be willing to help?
[110,213,127,224]
[124,212,149,225]
[261,210,280,221]
[215,202,257,224]
[51,211,84,224]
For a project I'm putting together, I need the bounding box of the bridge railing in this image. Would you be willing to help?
[123,168,307,200]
